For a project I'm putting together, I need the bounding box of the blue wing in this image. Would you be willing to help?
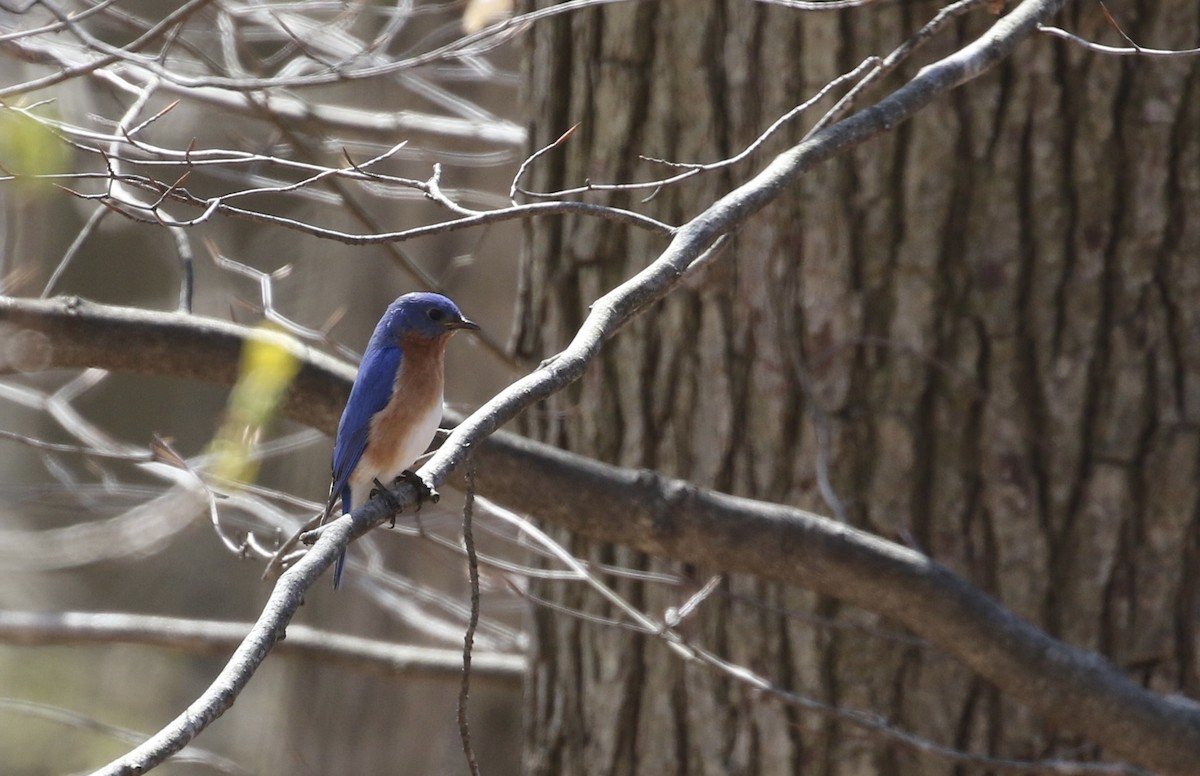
[326,343,402,517]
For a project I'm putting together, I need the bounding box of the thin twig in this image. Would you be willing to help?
[2,0,640,95]
[40,205,110,299]
[510,122,578,204]
[0,610,523,685]
[808,0,991,135]
[754,0,885,9]
[518,59,879,201]
[1038,17,1200,58]
[457,458,483,776]
[0,0,217,100]
[0,697,250,775]
[482,498,1147,776]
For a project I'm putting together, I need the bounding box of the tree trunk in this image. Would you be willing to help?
[514,1,1200,773]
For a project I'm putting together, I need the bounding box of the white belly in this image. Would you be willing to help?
[348,388,443,510]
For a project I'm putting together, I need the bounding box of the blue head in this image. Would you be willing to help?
[369,292,478,348]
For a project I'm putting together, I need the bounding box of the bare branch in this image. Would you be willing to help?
[1039,0,1200,57]
[808,0,991,135]
[0,697,250,775]
[456,461,483,776]
[0,610,523,685]
[479,496,1145,775]
[39,204,109,299]
[1,0,639,95]
[0,0,216,99]
[10,167,676,241]
[754,0,886,9]
[1038,24,1200,57]
[518,57,880,202]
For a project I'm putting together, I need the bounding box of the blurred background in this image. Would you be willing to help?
[0,1,529,772]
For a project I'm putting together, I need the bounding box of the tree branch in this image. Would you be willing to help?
[0,610,523,686]
[8,291,1200,775]
[0,294,350,433]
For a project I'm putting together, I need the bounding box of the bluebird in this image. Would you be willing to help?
[323,292,478,588]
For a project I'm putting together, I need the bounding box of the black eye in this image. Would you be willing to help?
[427,307,446,322]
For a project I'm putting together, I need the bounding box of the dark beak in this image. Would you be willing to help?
[448,316,480,332]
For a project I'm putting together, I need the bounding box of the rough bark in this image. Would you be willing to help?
[515,1,1200,773]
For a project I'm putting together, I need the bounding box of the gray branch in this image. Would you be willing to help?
[0,610,523,686]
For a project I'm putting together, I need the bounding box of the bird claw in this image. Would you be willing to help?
[369,473,437,528]
[370,478,402,527]
[393,469,439,510]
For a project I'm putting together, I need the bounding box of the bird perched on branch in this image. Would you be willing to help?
[322,292,479,589]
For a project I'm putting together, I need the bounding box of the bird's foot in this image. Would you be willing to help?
[393,469,439,511]
[369,478,402,527]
